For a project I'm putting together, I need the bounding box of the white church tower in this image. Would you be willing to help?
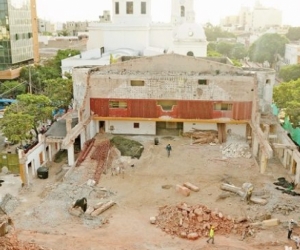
[171,0,195,25]
[170,0,207,57]
[111,0,152,25]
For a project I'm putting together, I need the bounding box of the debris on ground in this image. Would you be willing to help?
[153,202,251,240]
[220,183,268,205]
[0,229,52,250]
[271,203,300,215]
[221,134,252,158]
[182,129,218,144]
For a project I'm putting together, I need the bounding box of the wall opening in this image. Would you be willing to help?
[187,51,194,56]
[126,2,134,14]
[213,103,233,111]
[109,100,128,109]
[198,79,208,85]
[131,80,145,86]
[180,6,185,17]
[141,2,146,14]
[133,123,140,128]
[115,2,119,14]
[266,79,271,84]
[157,100,177,111]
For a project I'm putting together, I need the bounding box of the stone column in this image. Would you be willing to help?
[252,136,259,157]
[260,151,268,174]
[67,144,75,167]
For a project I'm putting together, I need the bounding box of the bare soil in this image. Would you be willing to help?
[3,133,300,250]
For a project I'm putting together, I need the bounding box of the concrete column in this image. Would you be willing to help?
[80,129,86,149]
[260,152,268,174]
[283,149,288,168]
[252,136,259,157]
[48,144,53,161]
[67,144,75,167]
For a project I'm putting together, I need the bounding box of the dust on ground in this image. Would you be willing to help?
[1,133,300,250]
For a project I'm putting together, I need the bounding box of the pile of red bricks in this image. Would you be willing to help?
[0,230,51,250]
[90,140,111,184]
[155,202,247,240]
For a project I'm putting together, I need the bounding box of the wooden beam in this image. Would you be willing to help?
[272,143,298,150]
[249,121,273,159]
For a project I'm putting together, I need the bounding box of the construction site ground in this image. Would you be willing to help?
[2,133,300,250]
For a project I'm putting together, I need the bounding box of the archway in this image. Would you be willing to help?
[187,51,194,56]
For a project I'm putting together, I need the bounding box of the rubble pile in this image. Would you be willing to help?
[154,203,247,240]
[183,129,218,144]
[271,203,300,215]
[0,230,51,250]
[221,143,252,158]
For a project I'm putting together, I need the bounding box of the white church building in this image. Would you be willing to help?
[61,0,208,76]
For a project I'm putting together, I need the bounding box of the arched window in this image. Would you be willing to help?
[187,51,194,56]
[181,6,185,17]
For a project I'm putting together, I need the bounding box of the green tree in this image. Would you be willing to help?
[215,42,235,57]
[248,33,289,67]
[204,26,236,42]
[19,49,80,93]
[286,27,300,41]
[273,79,300,126]
[0,113,34,145]
[231,43,247,60]
[3,94,54,138]
[279,64,300,82]
[0,80,26,98]
[43,78,73,111]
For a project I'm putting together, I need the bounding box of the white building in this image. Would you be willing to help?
[284,43,300,65]
[220,1,282,31]
[61,0,207,76]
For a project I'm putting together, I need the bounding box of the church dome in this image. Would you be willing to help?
[173,22,207,42]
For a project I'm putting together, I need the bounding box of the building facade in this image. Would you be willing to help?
[0,0,38,79]
[87,0,207,57]
[284,43,300,65]
[220,1,282,31]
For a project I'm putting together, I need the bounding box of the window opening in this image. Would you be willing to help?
[126,2,133,14]
[141,2,146,14]
[213,103,233,111]
[198,79,208,85]
[131,80,145,86]
[109,101,128,109]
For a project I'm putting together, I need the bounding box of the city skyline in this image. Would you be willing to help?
[36,0,300,26]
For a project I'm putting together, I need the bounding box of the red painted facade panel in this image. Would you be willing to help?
[232,102,252,120]
[177,101,213,119]
[90,98,252,120]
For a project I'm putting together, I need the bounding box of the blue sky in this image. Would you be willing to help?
[36,0,300,26]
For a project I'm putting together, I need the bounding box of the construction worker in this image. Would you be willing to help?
[207,225,215,244]
[246,187,253,204]
[166,144,172,157]
[288,219,297,240]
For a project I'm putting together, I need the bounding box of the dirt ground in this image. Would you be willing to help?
[2,133,300,250]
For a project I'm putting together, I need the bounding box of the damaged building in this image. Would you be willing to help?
[67,53,276,172]
[18,53,300,186]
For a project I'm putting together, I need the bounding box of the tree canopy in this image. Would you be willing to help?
[248,33,289,67]
[204,26,236,42]
[279,64,300,82]
[273,79,300,126]
[0,94,54,143]
[0,80,26,98]
[286,27,300,41]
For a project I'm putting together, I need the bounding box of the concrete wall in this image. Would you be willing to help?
[105,120,156,135]
[183,122,217,133]
[227,124,247,137]
[80,54,255,102]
